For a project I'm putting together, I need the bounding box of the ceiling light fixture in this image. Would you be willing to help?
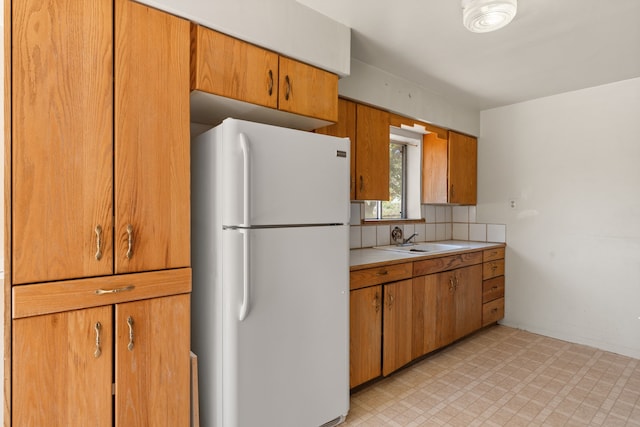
[461,0,517,33]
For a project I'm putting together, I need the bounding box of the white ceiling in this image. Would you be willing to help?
[296,0,640,110]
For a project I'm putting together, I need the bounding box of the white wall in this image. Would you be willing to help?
[478,77,640,359]
[339,59,480,136]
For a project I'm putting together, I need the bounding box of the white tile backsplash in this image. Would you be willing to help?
[348,205,506,248]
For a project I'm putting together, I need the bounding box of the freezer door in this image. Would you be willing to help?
[219,118,350,227]
[220,226,349,427]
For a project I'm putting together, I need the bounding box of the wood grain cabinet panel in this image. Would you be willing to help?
[191,25,279,109]
[382,279,413,376]
[11,0,114,285]
[355,104,390,201]
[350,286,382,388]
[350,262,412,290]
[115,0,191,274]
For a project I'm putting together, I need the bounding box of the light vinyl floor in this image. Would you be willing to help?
[343,326,640,426]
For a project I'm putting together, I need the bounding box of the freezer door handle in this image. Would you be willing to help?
[239,229,251,321]
[239,132,251,227]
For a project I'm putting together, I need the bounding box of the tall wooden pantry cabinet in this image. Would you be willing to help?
[4,0,192,425]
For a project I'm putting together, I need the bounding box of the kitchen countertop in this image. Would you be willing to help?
[350,240,505,270]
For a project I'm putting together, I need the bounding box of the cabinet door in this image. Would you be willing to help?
[12,0,113,284]
[453,264,482,340]
[448,131,477,205]
[13,306,113,426]
[278,56,338,122]
[382,279,413,376]
[115,294,190,426]
[115,0,191,273]
[355,104,390,200]
[411,275,439,359]
[435,271,456,348]
[422,132,449,204]
[191,25,279,108]
[350,286,382,388]
[316,98,357,199]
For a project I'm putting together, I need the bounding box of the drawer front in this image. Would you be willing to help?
[350,262,413,290]
[13,268,192,318]
[483,247,505,262]
[413,251,482,276]
[482,276,505,303]
[483,259,505,280]
[483,297,505,326]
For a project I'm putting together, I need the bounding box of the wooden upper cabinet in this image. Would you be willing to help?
[355,104,390,201]
[448,131,477,205]
[278,56,338,122]
[115,0,191,274]
[11,0,114,285]
[191,25,279,109]
[423,130,477,205]
[316,98,357,199]
[191,25,338,122]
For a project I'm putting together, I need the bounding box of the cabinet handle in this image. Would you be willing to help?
[491,286,498,291]
[373,292,380,313]
[284,75,291,100]
[491,308,498,313]
[376,270,388,276]
[359,176,364,192]
[95,285,135,295]
[454,275,460,289]
[449,277,455,292]
[95,225,103,261]
[387,293,395,309]
[491,264,498,272]
[268,69,274,96]
[127,316,134,351]
[126,224,134,259]
[94,322,102,358]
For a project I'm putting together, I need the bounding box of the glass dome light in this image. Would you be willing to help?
[462,0,517,33]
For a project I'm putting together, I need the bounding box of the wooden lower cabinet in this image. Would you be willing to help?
[382,279,413,376]
[12,294,190,426]
[350,285,382,388]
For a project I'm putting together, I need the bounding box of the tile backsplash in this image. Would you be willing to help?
[349,204,506,249]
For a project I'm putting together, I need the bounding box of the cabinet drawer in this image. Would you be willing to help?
[350,263,412,290]
[483,259,505,280]
[483,247,505,262]
[13,268,192,318]
[483,297,504,326]
[483,276,505,303]
[413,251,482,276]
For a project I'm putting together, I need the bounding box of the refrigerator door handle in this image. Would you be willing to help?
[239,132,251,227]
[239,229,251,321]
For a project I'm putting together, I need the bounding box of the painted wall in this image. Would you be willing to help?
[339,59,480,136]
[477,77,640,359]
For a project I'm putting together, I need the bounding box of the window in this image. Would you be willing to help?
[365,127,423,221]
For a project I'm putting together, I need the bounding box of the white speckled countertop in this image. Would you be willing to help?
[350,240,505,270]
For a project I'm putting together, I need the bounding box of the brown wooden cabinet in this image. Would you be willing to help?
[482,247,506,326]
[355,104,390,201]
[349,285,382,388]
[7,0,192,424]
[315,98,357,199]
[422,130,477,205]
[191,25,338,122]
[382,279,413,376]
[12,294,190,426]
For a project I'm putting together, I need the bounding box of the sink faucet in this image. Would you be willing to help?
[403,233,418,245]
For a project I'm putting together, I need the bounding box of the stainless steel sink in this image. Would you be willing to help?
[373,243,469,254]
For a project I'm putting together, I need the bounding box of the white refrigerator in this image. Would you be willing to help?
[191,118,350,427]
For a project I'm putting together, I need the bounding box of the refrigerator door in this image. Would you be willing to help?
[218,118,350,227]
[221,225,349,427]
